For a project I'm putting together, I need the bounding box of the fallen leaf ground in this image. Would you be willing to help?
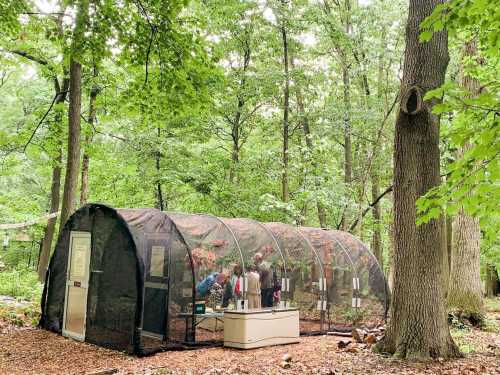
[1,299,499,375]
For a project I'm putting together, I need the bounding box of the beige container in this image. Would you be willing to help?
[223,308,300,349]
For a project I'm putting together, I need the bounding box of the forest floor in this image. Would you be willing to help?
[0,298,499,375]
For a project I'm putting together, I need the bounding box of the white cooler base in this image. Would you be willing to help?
[223,308,300,349]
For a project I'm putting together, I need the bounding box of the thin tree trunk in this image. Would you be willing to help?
[447,39,484,323]
[281,21,290,203]
[38,154,62,282]
[155,126,164,210]
[37,11,69,281]
[37,78,69,282]
[59,0,88,230]
[485,264,498,297]
[230,107,241,184]
[340,64,352,230]
[80,66,98,206]
[228,33,251,184]
[371,170,382,265]
[293,71,327,228]
[375,0,460,360]
[371,52,384,265]
[340,0,353,231]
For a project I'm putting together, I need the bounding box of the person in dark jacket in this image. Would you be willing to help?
[254,252,274,308]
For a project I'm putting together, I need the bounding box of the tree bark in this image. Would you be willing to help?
[371,51,384,265]
[155,126,164,211]
[340,64,352,231]
[371,170,383,265]
[485,264,498,297]
[229,41,250,184]
[339,0,353,231]
[59,0,88,230]
[375,0,460,360]
[446,214,452,271]
[37,79,69,282]
[281,21,290,203]
[387,215,395,292]
[447,40,484,323]
[37,11,69,281]
[294,72,327,228]
[80,66,98,206]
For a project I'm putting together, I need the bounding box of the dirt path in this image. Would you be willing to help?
[1,325,499,375]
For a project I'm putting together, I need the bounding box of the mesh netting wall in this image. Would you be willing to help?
[43,204,389,353]
[166,214,388,335]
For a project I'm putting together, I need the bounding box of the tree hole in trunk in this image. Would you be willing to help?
[401,86,423,115]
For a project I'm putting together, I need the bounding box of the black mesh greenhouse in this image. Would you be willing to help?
[40,203,389,355]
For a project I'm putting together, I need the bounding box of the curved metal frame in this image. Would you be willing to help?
[199,214,247,277]
[244,218,289,285]
[342,232,390,318]
[166,211,246,275]
[292,226,327,330]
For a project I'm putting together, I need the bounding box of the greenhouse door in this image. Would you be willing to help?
[63,231,91,341]
[141,234,170,341]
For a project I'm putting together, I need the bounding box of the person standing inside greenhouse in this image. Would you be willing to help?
[254,252,273,307]
[222,264,243,307]
[246,265,261,309]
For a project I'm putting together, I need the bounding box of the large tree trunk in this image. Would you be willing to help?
[446,214,452,271]
[375,0,460,360]
[281,22,290,203]
[37,78,69,282]
[59,0,88,230]
[80,67,98,206]
[447,40,484,323]
[387,216,395,292]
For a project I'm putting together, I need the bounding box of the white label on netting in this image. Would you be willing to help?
[352,297,361,308]
[281,278,288,292]
[287,278,290,292]
[317,300,327,311]
[319,278,326,291]
[352,278,360,290]
[240,277,247,293]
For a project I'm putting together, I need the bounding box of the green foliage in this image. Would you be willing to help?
[416,0,500,272]
[341,307,368,325]
[0,267,42,302]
